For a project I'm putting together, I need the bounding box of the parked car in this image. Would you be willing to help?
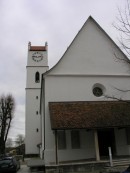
[0,156,20,173]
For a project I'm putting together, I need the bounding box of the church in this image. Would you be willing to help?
[25,16,130,166]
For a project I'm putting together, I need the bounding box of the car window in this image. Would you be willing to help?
[0,159,12,164]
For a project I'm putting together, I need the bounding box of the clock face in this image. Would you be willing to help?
[32,52,43,62]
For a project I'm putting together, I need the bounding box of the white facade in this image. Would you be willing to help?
[25,17,130,164]
[25,42,48,155]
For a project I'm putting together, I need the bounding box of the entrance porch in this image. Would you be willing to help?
[48,101,130,164]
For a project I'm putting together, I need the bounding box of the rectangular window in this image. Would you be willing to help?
[57,130,66,150]
[71,130,80,149]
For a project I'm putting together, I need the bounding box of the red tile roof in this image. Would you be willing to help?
[29,46,46,51]
[49,101,130,130]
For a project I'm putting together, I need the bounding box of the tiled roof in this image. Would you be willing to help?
[49,101,130,130]
[29,46,46,51]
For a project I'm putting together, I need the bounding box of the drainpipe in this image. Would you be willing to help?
[43,77,46,159]
[40,75,46,160]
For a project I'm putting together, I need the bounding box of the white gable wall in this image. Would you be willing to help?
[48,18,130,76]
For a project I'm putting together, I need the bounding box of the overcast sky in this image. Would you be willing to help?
[0,0,126,142]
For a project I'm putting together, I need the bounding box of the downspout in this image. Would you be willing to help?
[40,74,43,158]
[43,75,46,159]
[40,74,46,159]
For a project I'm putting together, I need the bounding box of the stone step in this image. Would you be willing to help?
[113,159,130,166]
[105,159,130,168]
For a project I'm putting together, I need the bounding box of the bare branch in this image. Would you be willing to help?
[114,52,130,64]
[113,86,130,92]
[104,95,130,103]
[113,1,130,58]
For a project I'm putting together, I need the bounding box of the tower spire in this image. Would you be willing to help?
[28,42,31,50]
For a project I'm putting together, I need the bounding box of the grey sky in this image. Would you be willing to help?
[0,0,126,141]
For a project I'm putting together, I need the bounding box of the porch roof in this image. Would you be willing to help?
[49,101,130,130]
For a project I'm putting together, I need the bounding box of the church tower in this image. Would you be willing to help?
[25,42,48,155]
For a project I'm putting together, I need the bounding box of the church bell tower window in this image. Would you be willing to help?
[35,72,40,83]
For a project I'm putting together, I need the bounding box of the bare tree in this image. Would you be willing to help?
[105,0,130,99]
[0,94,15,154]
[15,134,24,147]
[113,0,130,62]
[6,138,13,148]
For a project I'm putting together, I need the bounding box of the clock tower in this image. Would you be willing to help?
[25,42,49,155]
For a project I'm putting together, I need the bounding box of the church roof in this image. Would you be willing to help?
[49,101,130,130]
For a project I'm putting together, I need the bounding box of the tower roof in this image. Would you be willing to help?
[29,46,46,51]
[28,42,47,51]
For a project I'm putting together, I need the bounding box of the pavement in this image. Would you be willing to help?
[18,165,30,173]
[17,158,129,173]
[27,158,45,167]
[18,165,44,173]
[17,158,45,173]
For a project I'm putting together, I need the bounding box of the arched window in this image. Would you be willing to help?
[35,72,40,83]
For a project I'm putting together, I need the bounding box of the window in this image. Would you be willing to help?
[57,131,66,149]
[92,83,105,97]
[35,72,40,83]
[93,87,103,97]
[71,130,80,149]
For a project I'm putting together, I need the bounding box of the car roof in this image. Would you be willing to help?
[0,156,13,160]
